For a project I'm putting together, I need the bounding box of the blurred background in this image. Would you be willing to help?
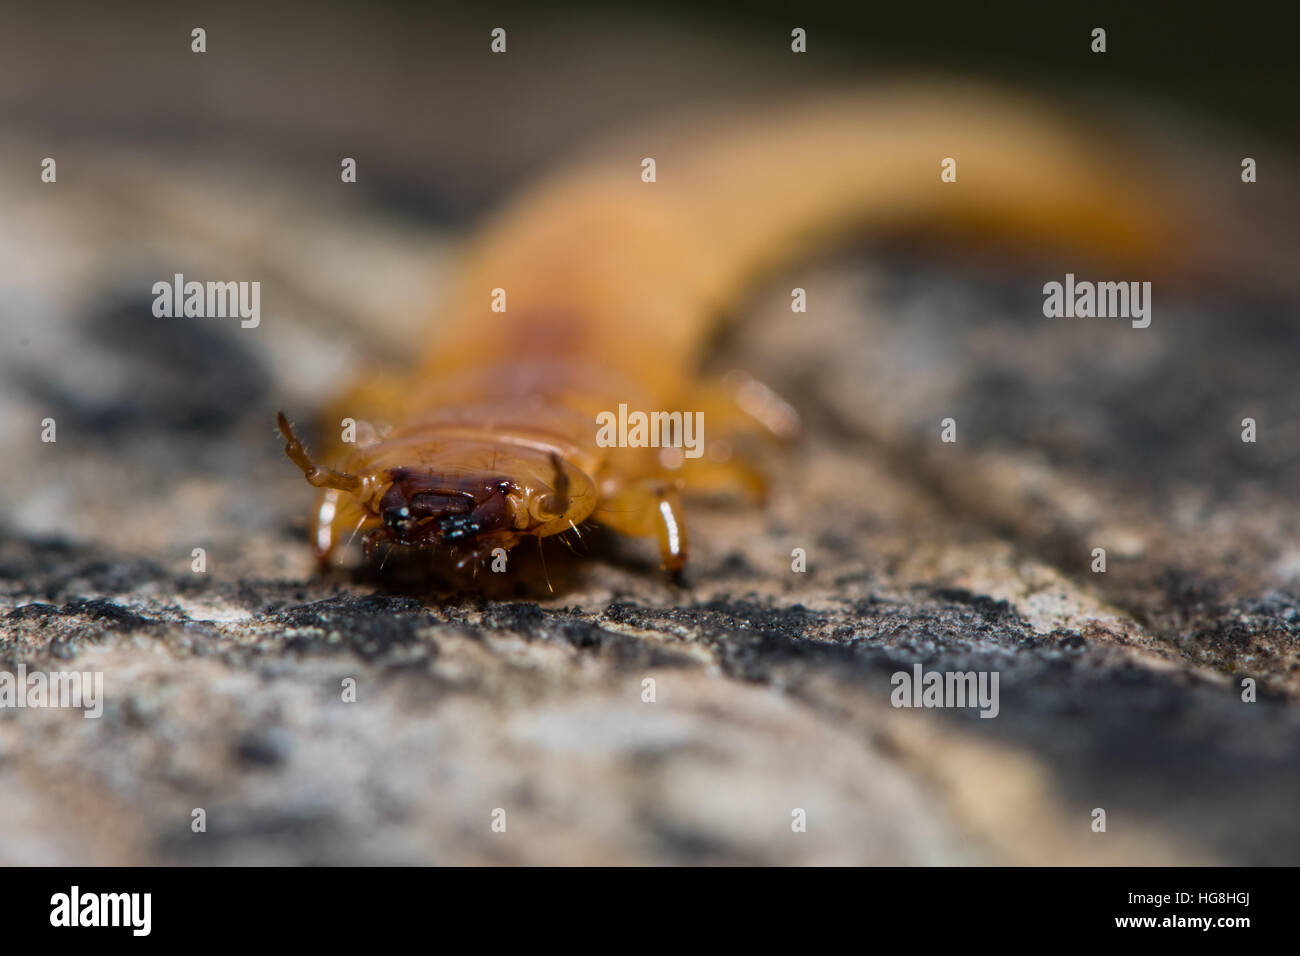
[0,1,1298,865]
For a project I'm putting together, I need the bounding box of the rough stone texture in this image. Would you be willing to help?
[2,7,1299,866]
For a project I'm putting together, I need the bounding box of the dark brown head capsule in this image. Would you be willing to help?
[378,468,516,548]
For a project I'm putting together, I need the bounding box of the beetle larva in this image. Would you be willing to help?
[280,85,1182,580]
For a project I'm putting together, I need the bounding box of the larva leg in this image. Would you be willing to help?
[675,453,768,505]
[595,478,689,575]
[313,488,375,569]
[687,371,802,443]
[313,488,342,566]
[666,371,800,505]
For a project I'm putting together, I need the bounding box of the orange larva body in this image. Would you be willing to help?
[280,85,1186,578]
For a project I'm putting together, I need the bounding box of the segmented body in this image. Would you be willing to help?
[280,84,1183,578]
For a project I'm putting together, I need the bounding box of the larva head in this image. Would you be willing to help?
[277,415,595,555]
[368,444,598,551]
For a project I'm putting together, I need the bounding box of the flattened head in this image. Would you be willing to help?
[376,469,515,548]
